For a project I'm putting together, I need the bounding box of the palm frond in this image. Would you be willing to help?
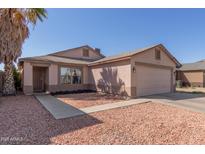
[26,8,47,25]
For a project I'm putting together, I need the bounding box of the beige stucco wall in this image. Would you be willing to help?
[83,66,89,84]
[23,62,33,94]
[131,48,176,67]
[88,60,131,96]
[23,62,33,86]
[130,47,176,97]
[53,47,102,60]
[49,64,58,85]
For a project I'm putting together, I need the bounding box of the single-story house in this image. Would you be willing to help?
[176,60,205,87]
[18,44,181,97]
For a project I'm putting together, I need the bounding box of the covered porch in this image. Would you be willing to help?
[33,66,49,93]
[20,61,58,94]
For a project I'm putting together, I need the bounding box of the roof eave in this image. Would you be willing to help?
[158,44,182,68]
[49,45,105,58]
[88,56,131,66]
[18,58,88,66]
[179,69,205,72]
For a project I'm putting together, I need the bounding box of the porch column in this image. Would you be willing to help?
[48,64,58,92]
[23,62,33,94]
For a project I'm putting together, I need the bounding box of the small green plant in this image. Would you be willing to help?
[190,83,196,89]
[176,80,182,88]
[13,66,21,91]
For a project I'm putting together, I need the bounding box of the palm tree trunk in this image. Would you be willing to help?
[3,58,16,95]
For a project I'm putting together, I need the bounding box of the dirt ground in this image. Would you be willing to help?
[56,92,127,108]
[1,95,205,144]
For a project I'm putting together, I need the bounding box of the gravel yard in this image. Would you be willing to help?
[1,95,205,144]
[56,92,126,108]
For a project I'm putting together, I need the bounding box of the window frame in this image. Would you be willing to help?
[83,48,89,57]
[59,65,83,85]
[155,49,161,60]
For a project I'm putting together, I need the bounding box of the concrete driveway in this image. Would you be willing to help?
[141,92,205,113]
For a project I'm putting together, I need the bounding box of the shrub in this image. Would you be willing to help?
[50,89,96,96]
[13,66,21,91]
[176,80,182,88]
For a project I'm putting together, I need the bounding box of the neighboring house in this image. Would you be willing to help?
[176,60,205,87]
[18,44,181,97]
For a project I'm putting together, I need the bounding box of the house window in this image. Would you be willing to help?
[60,67,82,84]
[83,49,89,57]
[155,49,161,60]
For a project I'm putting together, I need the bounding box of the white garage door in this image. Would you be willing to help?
[136,65,171,97]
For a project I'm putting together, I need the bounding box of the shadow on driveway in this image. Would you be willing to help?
[143,92,205,101]
[141,92,205,114]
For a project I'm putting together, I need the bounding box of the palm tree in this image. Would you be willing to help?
[0,8,47,95]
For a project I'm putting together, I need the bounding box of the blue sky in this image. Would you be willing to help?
[1,8,205,70]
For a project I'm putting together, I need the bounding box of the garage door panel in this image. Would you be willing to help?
[136,65,171,96]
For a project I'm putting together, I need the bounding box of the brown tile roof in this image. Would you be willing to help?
[19,55,89,65]
[19,44,181,67]
[179,60,205,71]
[89,44,181,67]
[49,45,105,58]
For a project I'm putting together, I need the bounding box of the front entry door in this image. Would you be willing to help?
[33,67,46,92]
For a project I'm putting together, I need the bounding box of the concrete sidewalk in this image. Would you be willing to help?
[81,99,150,113]
[35,95,85,119]
[35,95,149,119]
